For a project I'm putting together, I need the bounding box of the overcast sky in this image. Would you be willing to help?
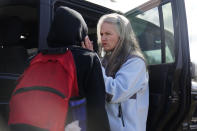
[185,0,197,63]
[85,0,148,13]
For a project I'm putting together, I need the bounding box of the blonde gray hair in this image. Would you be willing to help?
[97,13,145,77]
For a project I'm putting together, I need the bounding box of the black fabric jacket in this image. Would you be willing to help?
[71,47,109,131]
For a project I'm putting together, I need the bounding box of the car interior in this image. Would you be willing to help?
[0,1,39,122]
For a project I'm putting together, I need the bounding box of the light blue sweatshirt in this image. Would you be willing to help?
[102,57,149,131]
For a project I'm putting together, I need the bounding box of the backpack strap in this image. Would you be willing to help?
[13,86,66,99]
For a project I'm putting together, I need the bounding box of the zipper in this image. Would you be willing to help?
[118,103,125,127]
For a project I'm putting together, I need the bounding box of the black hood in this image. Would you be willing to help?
[47,6,88,48]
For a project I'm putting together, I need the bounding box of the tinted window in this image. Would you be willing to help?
[127,2,175,65]
[162,3,175,63]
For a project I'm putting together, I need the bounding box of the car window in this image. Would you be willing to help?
[127,2,175,65]
[162,3,175,63]
[134,7,161,65]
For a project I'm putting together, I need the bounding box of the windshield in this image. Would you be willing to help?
[85,0,149,13]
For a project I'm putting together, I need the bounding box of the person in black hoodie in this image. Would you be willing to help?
[9,6,109,131]
[47,6,110,131]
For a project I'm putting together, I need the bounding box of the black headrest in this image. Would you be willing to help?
[47,6,88,48]
[0,16,23,46]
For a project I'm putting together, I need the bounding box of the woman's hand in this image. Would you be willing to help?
[81,36,94,51]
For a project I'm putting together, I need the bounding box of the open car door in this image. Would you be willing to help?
[125,0,191,130]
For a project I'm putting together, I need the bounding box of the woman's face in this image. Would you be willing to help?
[100,22,119,52]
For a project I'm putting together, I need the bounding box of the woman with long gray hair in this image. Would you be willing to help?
[82,13,149,131]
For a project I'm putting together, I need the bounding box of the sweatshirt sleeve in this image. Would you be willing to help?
[85,54,110,131]
[102,57,148,103]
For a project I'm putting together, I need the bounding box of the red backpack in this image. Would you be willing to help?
[8,49,79,131]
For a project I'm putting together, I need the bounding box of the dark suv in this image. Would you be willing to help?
[0,0,196,130]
